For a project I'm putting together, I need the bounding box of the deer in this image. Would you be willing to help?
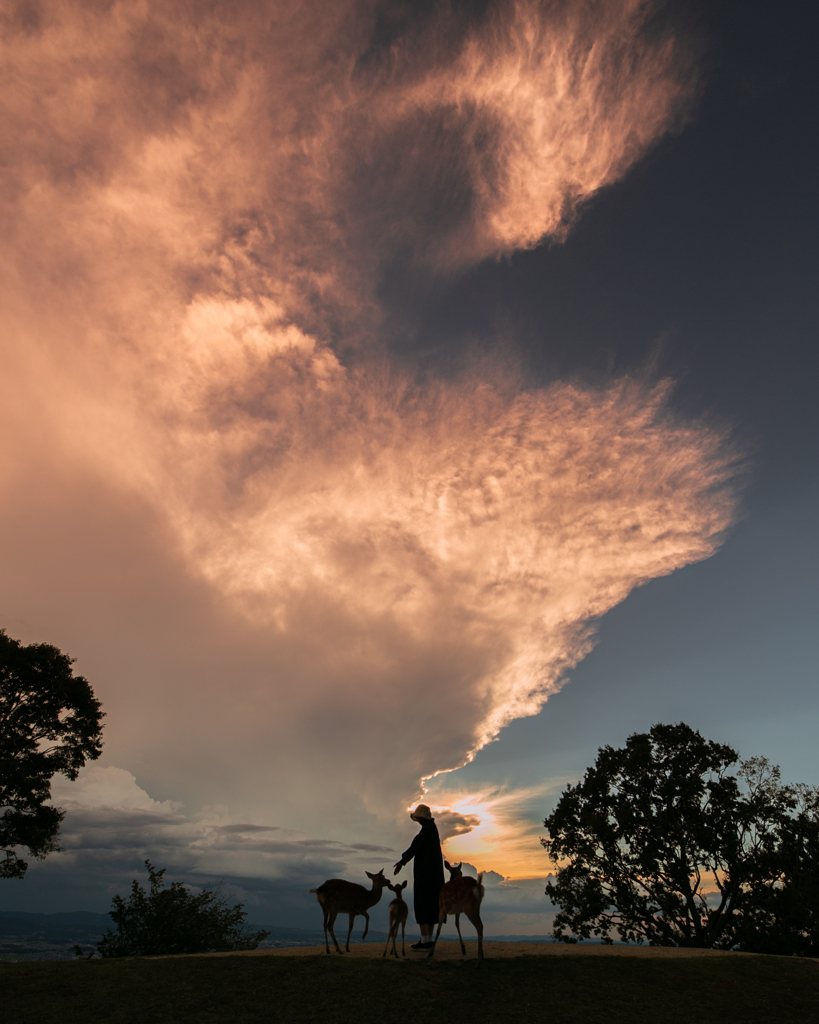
[382,880,409,958]
[308,869,391,954]
[427,859,485,961]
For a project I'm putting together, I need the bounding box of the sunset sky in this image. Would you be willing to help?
[1,0,816,936]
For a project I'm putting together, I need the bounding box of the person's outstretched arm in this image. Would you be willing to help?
[394,833,422,875]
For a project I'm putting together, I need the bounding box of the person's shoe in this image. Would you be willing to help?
[410,941,433,950]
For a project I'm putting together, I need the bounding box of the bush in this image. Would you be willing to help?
[90,860,270,957]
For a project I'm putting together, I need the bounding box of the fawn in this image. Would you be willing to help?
[382,880,409,958]
[309,869,391,954]
[427,859,485,961]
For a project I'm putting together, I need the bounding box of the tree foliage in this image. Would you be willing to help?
[542,723,819,954]
[1,629,104,879]
[731,783,819,956]
[92,860,270,957]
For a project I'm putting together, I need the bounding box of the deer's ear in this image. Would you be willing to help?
[365,871,375,879]
[401,880,408,890]
[445,860,451,869]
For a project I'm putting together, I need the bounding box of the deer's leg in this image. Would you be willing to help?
[464,908,484,961]
[361,910,370,942]
[455,912,466,956]
[328,911,344,954]
[345,913,356,952]
[320,902,331,955]
[426,912,446,958]
[383,918,394,958]
[391,919,399,958]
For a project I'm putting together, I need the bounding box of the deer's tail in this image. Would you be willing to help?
[477,873,485,900]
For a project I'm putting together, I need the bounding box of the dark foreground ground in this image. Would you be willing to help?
[2,944,818,1024]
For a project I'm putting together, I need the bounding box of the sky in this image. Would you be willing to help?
[0,0,816,936]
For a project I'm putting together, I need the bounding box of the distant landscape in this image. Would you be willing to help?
[0,911,559,961]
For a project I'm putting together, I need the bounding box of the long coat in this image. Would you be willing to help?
[398,818,445,925]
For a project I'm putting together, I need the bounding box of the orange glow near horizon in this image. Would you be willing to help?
[432,787,557,880]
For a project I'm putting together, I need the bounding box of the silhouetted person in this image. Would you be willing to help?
[393,803,445,950]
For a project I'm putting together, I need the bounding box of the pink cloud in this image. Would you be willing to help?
[0,0,734,863]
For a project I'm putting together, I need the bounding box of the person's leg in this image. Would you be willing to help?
[411,887,440,948]
[411,922,434,949]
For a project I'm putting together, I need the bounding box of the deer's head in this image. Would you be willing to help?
[366,869,391,889]
[388,880,408,897]
[445,860,463,879]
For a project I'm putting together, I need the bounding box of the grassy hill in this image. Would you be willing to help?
[2,947,818,1024]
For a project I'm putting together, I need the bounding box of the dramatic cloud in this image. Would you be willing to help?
[0,0,732,887]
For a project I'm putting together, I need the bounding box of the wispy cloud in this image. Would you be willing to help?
[0,0,732,881]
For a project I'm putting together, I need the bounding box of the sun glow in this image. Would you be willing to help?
[432,786,561,879]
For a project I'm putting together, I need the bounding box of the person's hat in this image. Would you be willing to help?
[411,804,432,821]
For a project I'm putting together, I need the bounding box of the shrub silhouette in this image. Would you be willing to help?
[91,860,270,957]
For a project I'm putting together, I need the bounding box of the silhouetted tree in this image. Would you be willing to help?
[1,630,104,879]
[92,860,270,957]
[542,723,819,951]
[731,782,819,956]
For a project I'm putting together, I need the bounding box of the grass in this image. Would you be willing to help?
[2,950,819,1024]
